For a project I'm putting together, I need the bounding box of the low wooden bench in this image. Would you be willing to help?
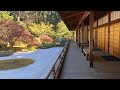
[83,49,95,61]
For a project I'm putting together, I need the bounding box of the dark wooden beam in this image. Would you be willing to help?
[76,11,90,30]
[62,12,83,19]
[64,19,80,25]
[89,11,94,67]
[59,11,72,14]
[60,11,82,17]
[63,16,82,22]
[79,11,90,25]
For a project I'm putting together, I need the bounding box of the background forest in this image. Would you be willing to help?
[0,11,73,51]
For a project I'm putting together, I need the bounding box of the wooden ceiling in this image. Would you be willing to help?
[59,11,110,31]
[59,11,85,31]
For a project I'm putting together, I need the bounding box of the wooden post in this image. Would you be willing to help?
[78,26,80,47]
[78,25,81,47]
[78,27,79,43]
[77,28,79,44]
[77,28,79,45]
[108,12,110,53]
[89,11,94,67]
[81,22,84,53]
[94,29,96,47]
[76,29,78,43]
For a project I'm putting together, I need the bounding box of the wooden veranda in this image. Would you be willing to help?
[59,11,120,67]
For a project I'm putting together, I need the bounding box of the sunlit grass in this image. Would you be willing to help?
[0,58,35,70]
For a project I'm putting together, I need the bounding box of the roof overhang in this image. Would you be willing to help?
[58,11,85,31]
[59,11,110,31]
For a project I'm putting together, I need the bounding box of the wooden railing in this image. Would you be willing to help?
[46,41,70,79]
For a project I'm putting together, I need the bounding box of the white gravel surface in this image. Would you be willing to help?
[0,47,63,79]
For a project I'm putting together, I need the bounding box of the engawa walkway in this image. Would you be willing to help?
[60,43,98,79]
[60,42,120,79]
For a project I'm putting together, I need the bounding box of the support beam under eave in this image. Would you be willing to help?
[89,11,94,67]
[81,22,84,53]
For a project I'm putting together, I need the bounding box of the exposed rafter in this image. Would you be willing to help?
[59,11,72,15]
[63,13,83,20]
[60,11,80,17]
[59,11,85,31]
[76,11,90,29]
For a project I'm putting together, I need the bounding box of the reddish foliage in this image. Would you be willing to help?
[0,19,33,46]
[39,35,53,42]
[24,20,32,26]
[31,40,39,46]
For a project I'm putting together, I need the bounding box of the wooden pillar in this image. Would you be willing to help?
[89,11,94,67]
[78,26,80,47]
[108,12,111,53]
[77,28,79,44]
[95,27,97,47]
[76,29,78,43]
[81,22,84,53]
[79,29,81,47]
[78,26,81,47]
[78,27,80,43]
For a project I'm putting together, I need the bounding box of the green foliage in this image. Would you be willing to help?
[27,44,36,51]
[46,11,60,31]
[0,11,14,20]
[56,20,73,40]
[28,22,55,37]
[0,11,73,51]
[18,21,27,29]
[27,44,33,48]
[34,37,41,42]
[40,42,55,49]
[28,46,36,51]
[0,44,8,51]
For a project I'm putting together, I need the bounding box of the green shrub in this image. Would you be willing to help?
[0,44,9,51]
[27,44,33,48]
[27,47,36,51]
[27,44,36,51]
[40,42,55,49]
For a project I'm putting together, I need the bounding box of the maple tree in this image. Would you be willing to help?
[0,19,33,47]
